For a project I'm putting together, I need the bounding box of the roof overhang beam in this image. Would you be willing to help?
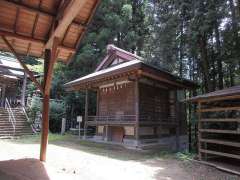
[45,0,88,50]
[0,35,44,93]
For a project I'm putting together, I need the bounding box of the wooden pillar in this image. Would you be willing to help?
[135,79,140,146]
[105,125,109,141]
[40,49,51,162]
[96,89,99,116]
[175,91,180,151]
[40,37,58,162]
[84,89,89,139]
[198,101,202,160]
[21,72,27,106]
[40,93,50,161]
[61,118,66,135]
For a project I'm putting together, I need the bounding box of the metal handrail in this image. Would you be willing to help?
[21,106,37,133]
[5,98,16,134]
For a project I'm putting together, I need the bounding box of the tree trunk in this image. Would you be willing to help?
[214,22,224,89]
[179,20,184,78]
[229,64,235,86]
[198,35,211,92]
[210,46,216,91]
[229,0,240,68]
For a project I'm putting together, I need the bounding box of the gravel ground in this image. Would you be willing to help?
[0,135,239,180]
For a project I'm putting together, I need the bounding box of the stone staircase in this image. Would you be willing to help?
[0,107,34,138]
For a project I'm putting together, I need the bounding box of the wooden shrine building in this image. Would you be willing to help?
[187,86,240,173]
[0,54,35,107]
[65,45,196,150]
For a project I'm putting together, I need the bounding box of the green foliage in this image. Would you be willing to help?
[42,0,149,122]
[27,96,41,124]
[26,0,240,129]
[27,96,66,133]
[175,152,195,161]
[49,100,66,133]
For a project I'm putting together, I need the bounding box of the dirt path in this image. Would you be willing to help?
[0,135,239,180]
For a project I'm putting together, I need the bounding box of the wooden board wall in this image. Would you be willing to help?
[98,82,135,116]
[139,83,169,122]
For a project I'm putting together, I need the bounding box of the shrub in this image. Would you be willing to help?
[27,96,66,133]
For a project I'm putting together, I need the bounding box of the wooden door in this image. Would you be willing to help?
[111,126,124,143]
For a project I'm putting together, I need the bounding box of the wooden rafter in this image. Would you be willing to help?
[0,30,75,53]
[56,0,71,21]
[45,0,88,49]
[26,42,31,56]
[32,13,39,38]
[1,0,87,32]
[2,0,54,16]
[1,35,43,93]
[14,7,20,33]
[74,0,101,50]
[38,0,42,9]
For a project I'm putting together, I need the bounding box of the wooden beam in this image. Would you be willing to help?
[199,129,240,134]
[14,7,20,33]
[69,0,101,64]
[135,78,139,146]
[75,0,100,49]
[200,138,240,148]
[198,102,202,160]
[175,92,180,151]
[96,89,100,116]
[32,13,39,38]
[84,89,89,139]
[44,37,59,94]
[198,95,240,103]
[0,30,75,53]
[45,0,88,49]
[1,35,43,93]
[200,149,240,160]
[197,106,240,112]
[200,118,240,122]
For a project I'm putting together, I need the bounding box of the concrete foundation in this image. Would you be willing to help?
[89,135,188,151]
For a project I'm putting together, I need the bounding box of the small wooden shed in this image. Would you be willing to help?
[65,45,196,150]
[187,86,240,172]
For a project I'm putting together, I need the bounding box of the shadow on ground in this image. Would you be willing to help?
[51,137,173,161]
[0,158,50,180]
[11,134,173,161]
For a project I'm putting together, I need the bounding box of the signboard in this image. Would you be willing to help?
[77,116,82,122]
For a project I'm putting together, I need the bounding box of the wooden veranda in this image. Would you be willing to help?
[0,0,100,161]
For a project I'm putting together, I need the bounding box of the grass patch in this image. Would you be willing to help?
[4,133,175,161]
[52,138,175,161]
[7,133,72,144]
[175,151,195,161]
